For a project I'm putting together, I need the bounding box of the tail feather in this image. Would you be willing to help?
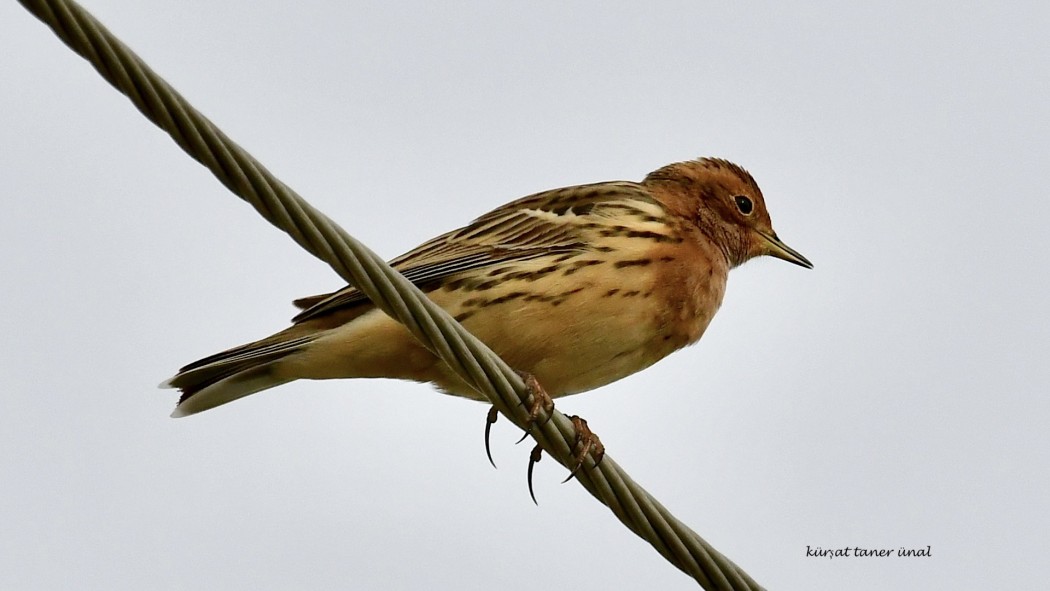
[164,334,316,418]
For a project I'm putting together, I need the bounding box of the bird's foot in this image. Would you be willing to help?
[561,415,605,484]
[526,414,605,504]
[483,371,554,468]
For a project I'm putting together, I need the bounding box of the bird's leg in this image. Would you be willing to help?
[561,415,605,484]
[514,370,555,444]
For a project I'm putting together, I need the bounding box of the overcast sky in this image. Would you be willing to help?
[2,1,1048,590]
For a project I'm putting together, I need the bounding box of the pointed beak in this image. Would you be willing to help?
[758,231,813,269]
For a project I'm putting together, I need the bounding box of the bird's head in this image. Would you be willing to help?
[644,157,812,269]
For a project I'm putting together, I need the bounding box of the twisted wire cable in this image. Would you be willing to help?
[17,1,765,588]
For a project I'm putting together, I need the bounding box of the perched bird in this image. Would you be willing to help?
[165,157,811,418]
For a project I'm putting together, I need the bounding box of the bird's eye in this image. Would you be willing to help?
[734,195,753,215]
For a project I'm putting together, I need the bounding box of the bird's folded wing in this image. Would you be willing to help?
[291,181,655,322]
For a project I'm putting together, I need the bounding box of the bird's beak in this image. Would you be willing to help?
[758,231,813,269]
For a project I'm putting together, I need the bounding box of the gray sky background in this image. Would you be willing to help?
[2,1,1048,589]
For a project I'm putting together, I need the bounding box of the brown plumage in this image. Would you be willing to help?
[164,158,811,417]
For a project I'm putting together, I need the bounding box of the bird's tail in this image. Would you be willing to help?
[162,332,318,418]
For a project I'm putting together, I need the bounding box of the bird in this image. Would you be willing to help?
[164,157,811,418]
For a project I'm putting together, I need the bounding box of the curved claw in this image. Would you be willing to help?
[559,442,589,484]
[527,444,543,505]
[484,406,499,469]
[560,466,582,484]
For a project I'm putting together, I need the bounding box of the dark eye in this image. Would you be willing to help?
[734,195,753,215]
